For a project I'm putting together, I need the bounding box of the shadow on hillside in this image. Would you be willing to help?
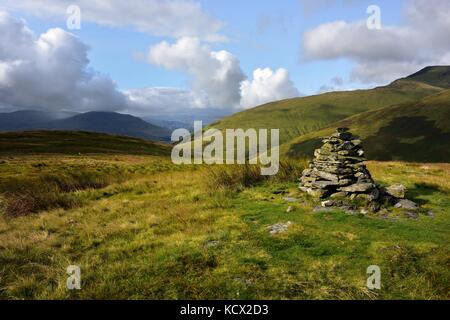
[364,116,450,163]
[287,138,322,159]
[287,116,450,163]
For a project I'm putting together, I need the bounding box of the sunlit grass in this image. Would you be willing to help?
[0,158,449,299]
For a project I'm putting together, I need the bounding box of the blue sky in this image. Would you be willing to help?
[19,0,406,94]
[1,0,448,119]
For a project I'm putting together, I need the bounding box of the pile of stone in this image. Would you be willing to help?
[299,128,380,201]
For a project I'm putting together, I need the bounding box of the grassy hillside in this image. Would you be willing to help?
[399,66,450,89]
[0,158,449,299]
[212,78,443,145]
[0,131,171,156]
[285,89,450,162]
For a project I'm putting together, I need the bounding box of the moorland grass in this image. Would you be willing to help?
[0,158,449,300]
[0,155,177,216]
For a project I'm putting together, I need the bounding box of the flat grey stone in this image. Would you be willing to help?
[339,183,375,193]
[205,240,220,248]
[268,222,293,235]
[395,199,419,210]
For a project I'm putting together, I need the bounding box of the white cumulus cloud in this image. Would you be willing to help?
[302,0,450,84]
[147,37,299,110]
[0,10,300,117]
[147,37,246,109]
[0,10,127,112]
[0,0,224,41]
[240,68,299,109]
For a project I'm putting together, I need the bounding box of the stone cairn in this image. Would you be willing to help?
[299,128,380,201]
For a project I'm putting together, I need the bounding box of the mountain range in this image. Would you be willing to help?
[1,66,450,162]
[0,111,172,142]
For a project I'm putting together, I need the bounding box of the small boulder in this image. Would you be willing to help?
[395,199,419,210]
[321,200,335,207]
[205,240,220,248]
[268,222,293,235]
[385,184,407,199]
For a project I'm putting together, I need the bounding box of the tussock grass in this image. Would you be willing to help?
[206,159,308,193]
[0,155,176,216]
[1,167,126,216]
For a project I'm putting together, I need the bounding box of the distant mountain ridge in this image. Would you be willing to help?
[0,111,171,142]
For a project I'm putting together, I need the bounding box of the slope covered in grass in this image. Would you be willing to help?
[212,74,443,145]
[0,131,171,156]
[0,160,449,299]
[399,65,450,89]
[285,89,450,162]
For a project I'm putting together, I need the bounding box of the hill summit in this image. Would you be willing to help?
[402,66,450,89]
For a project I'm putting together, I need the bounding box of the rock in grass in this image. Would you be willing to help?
[426,211,435,217]
[385,184,407,199]
[286,206,294,213]
[395,199,419,210]
[321,200,335,207]
[268,222,292,235]
[205,240,220,248]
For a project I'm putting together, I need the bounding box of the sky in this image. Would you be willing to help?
[0,0,449,121]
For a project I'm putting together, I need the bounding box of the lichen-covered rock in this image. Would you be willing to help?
[385,184,407,199]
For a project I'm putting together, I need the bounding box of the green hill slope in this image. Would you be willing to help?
[0,131,171,156]
[212,71,444,146]
[399,66,450,89]
[285,89,450,162]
